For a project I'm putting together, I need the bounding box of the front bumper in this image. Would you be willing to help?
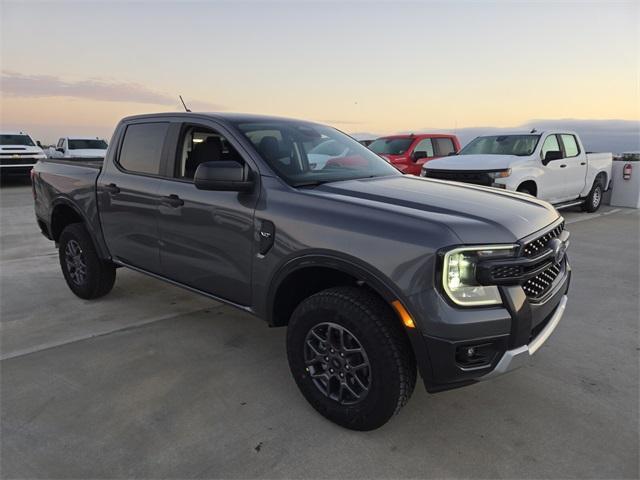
[479,294,567,380]
[407,258,571,393]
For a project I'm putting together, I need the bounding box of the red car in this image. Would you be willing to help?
[368,133,461,175]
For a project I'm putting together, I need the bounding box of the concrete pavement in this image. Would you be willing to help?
[1,180,638,478]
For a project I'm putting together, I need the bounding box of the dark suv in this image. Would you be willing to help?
[32,113,570,430]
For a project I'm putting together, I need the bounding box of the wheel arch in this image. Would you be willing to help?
[516,179,538,196]
[50,198,109,259]
[267,253,408,328]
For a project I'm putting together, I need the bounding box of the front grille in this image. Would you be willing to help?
[0,151,36,156]
[423,169,492,186]
[0,157,37,166]
[523,222,565,257]
[522,262,563,300]
[491,265,524,279]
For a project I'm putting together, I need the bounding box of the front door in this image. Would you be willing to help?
[155,121,258,306]
[98,121,170,274]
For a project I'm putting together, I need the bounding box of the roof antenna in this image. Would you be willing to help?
[530,128,537,133]
[179,95,191,112]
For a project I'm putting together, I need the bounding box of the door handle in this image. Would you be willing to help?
[560,164,567,168]
[162,194,184,208]
[580,162,586,165]
[104,183,120,194]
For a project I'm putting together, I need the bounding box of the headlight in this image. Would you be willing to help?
[487,169,511,179]
[442,245,517,306]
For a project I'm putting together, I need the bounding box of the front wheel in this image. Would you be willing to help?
[582,181,603,212]
[286,286,416,431]
[59,223,116,299]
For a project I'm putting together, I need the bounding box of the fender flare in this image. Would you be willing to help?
[50,197,110,259]
[265,251,435,382]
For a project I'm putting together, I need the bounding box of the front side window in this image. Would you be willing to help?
[368,138,413,155]
[541,134,561,159]
[459,135,540,156]
[434,137,456,156]
[0,134,35,146]
[560,134,580,158]
[234,121,399,186]
[69,139,108,150]
[413,138,435,157]
[118,123,168,175]
[175,126,244,180]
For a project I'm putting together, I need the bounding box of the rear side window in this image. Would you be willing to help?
[118,123,168,175]
[560,134,580,158]
[434,137,456,156]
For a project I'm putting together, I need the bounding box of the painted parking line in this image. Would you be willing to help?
[566,208,623,225]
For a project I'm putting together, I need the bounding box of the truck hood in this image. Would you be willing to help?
[311,175,559,244]
[424,154,519,171]
[67,149,107,158]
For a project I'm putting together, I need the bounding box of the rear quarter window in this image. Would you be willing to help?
[118,123,168,175]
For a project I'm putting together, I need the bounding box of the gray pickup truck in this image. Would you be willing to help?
[32,113,571,430]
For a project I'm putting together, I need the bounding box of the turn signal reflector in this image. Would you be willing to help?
[391,300,415,329]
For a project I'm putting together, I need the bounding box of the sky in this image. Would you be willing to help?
[1,0,639,148]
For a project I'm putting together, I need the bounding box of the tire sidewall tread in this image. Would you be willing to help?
[287,286,416,431]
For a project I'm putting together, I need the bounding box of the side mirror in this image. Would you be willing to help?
[447,151,459,156]
[543,150,563,165]
[56,147,64,153]
[411,151,428,161]
[36,141,42,147]
[194,160,254,192]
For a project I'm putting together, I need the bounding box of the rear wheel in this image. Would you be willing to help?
[582,180,603,212]
[286,286,416,431]
[59,223,116,299]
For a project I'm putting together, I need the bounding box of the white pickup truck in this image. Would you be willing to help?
[421,131,612,212]
[47,137,108,159]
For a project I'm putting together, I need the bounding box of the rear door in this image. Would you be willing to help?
[98,121,169,274]
[155,119,259,306]
[558,134,587,199]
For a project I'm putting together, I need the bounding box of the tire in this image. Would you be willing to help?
[58,223,116,299]
[581,180,603,213]
[286,286,416,431]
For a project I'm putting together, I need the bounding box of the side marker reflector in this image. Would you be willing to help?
[391,300,415,329]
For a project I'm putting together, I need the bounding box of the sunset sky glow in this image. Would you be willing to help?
[1,0,638,144]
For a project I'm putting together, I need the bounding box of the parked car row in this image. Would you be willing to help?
[1,132,109,179]
[33,112,574,430]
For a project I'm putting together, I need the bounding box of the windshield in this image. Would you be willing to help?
[368,138,413,155]
[0,134,35,146]
[68,139,108,150]
[234,120,400,186]
[459,135,540,156]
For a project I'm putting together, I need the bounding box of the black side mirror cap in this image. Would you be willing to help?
[412,151,428,161]
[56,147,64,153]
[194,160,254,192]
[543,150,563,165]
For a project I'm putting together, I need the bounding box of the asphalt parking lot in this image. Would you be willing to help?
[1,178,638,479]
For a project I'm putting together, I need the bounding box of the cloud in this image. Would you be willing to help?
[1,71,224,110]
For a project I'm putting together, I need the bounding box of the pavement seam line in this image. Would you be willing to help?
[0,305,225,361]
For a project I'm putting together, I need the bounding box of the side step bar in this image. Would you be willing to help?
[554,199,584,210]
